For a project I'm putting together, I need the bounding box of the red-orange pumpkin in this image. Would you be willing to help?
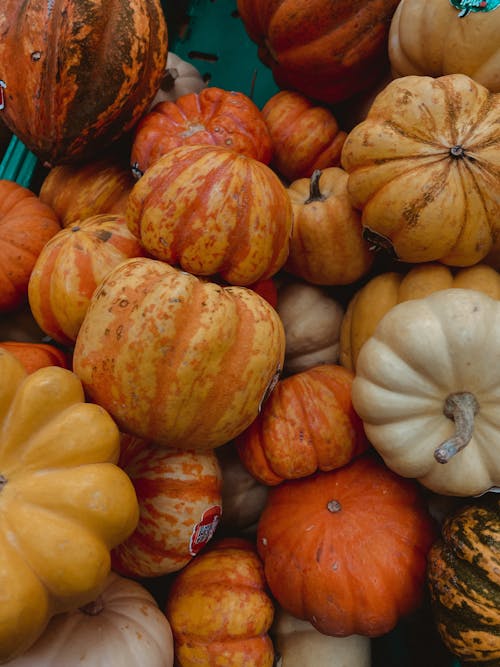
[257,454,437,637]
[0,341,69,374]
[131,86,273,176]
[236,364,369,485]
[0,180,61,312]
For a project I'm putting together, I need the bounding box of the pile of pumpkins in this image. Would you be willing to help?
[0,0,499,665]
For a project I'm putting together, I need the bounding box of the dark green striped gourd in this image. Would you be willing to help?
[427,494,500,666]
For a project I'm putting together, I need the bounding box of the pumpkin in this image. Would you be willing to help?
[7,572,174,667]
[0,0,168,166]
[352,288,500,497]
[389,0,500,92]
[0,341,69,373]
[271,605,371,667]
[0,348,139,662]
[165,537,275,666]
[112,433,223,578]
[339,262,500,372]
[285,168,374,285]
[236,0,401,105]
[277,281,344,374]
[150,51,207,107]
[257,454,437,638]
[341,73,500,267]
[0,180,60,312]
[131,86,273,176]
[39,155,136,227]
[126,144,293,286]
[28,214,146,345]
[427,493,500,666]
[261,90,347,182]
[73,257,286,451]
[236,364,369,486]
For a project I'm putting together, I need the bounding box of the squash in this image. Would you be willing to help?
[0,0,168,166]
[389,0,500,91]
[427,493,500,666]
[236,364,369,485]
[112,433,223,578]
[272,605,371,667]
[73,258,285,451]
[0,180,60,312]
[277,281,344,374]
[261,91,346,182]
[257,454,437,637]
[165,537,275,666]
[131,86,273,176]
[6,572,174,667]
[237,0,401,105]
[27,213,146,345]
[126,144,292,286]
[150,51,207,106]
[352,288,500,497]
[0,341,69,374]
[341,73,500,266]
[285,168,374,285]
[0,348,139,662]
[339,262,500,372]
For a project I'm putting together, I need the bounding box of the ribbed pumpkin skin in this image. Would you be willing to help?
[236,364,369,485]
[28,214,146,345]
[112,434,223,578]
[0,341,69,374]
[126,144,293,285]
[427,494,500,666]
[73,258,286,450]
[0,0,168,166]
[237,0,400,105]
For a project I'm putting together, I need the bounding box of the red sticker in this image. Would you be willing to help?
[189,505,222,556]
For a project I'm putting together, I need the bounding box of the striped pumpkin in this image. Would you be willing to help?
[427,494,500,666]
[0,0,168,166]
[72,257,286,450]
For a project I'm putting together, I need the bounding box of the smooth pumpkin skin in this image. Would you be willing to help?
[257,454,437,638]
[237,0,400,105]
[0,349,139,662]
[389,0,500,92]
[0,0,168,165]
[285,168,374,285]
[341,74,500,266]
[0,180,61,312]
[236,364,369,485]
[165,538,275,667]
[0,341,69,374]
[339,262,500,371]
[126,144,293,286]
[427,494,500,666]
[131,86,273,175]
[73,257,286,451]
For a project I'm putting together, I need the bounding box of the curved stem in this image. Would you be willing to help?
[434,392,479,464]
[305,170,325,204]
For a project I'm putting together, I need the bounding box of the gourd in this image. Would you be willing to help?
[0,341,69,374]
[150,51,207,106]
[73,258,286,451]
[0,0,168,165]
[6,573,174,667]
[0,349,139,662]
[341,73,500,266]
[352,288,500,497]
[427,493,500,666]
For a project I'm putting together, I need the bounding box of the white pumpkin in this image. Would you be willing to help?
[150,52,207,107]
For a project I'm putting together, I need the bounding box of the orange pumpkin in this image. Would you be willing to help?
[165,537,275,666]
[112,433,223,578]
[0,341,69,374]
[0,180,61,312]
[261,91,347,183]
[131,86,273,176]
[126,144,293,285]
[257,454,437,637]
[236,364,369,485]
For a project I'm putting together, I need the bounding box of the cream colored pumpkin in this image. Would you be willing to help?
[150,52,207,107]
[352,288,500,496]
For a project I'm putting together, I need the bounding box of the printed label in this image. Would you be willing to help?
[189,505,222,556]
[451,0,500,16]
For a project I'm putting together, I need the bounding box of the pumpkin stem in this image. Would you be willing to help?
[305,170,325,204]
[80,596,105,616]
[434,392,479,464]
[327,499,341,513]
[160,67,179,92]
